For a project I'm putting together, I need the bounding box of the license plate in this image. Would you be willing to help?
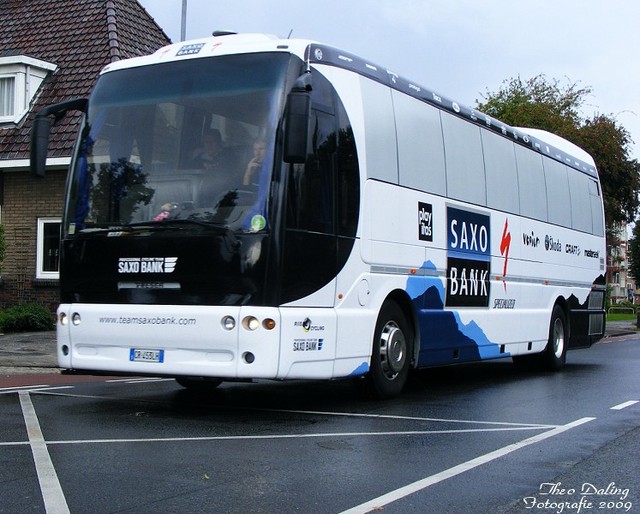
[129,348,164,363]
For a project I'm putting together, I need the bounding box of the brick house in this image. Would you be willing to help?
[0,0,170,311]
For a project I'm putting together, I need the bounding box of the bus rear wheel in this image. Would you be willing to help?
[542,305,567,371]
[366,301,412,399]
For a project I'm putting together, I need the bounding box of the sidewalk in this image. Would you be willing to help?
[0,330,57,375]
[0,322,637,375]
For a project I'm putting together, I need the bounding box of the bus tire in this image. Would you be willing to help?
[366,301,412,399]
[542,305,567,371]
[175,377,223,392]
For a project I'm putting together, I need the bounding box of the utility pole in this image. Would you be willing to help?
[181,0,187,41]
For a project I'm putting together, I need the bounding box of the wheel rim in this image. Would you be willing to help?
[552,317,565,359]
[379,320,407,380]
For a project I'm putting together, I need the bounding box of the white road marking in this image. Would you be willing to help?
[339,417,596,514]
[0,386,73,395]
[610,400,639,410]
[19,392,70,514]
[256,407,557,428]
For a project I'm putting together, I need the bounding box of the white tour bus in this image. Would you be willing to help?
[31,33,606,398]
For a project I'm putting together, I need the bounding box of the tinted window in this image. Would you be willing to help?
[441,112,486,205]
[589,179,604,236]
[515,145,547,220]
[360,78,397,183]
[482,130,519,213]
[393,91,446,195]
[543,158,571,227]
[568,171,592,233]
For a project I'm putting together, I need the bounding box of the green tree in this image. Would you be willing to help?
[477,74,640,229]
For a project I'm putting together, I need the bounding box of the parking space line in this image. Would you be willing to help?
[1,384,48,392]
[18,392,70,514]
[256,408,557,429]
[1,386,74,396]
[21,425,544,446]
[610,400,639,410]
[339,417,596,514]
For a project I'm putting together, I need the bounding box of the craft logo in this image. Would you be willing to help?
[446,207,490,307]
[418,202,433,241]
[118,257,178,274]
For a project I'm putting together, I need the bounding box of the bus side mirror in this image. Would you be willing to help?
[30,97,88,178]
[283,73,312,164]
[31,115,52,178]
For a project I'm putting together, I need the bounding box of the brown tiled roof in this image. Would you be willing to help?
[0,0,171,161]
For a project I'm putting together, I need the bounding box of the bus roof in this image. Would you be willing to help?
[100,32,598,178]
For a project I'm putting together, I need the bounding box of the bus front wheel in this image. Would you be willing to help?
[175,377,223,392]
[366,302,412,399]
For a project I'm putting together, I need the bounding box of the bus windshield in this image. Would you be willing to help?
[66,53,293,234]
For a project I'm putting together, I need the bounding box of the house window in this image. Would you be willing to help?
[0,56,57,124]
[0,76,15,117]
[37,218,61,279]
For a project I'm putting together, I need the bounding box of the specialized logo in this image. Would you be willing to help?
[117,257,178,274]
[446,206,491,307]
[500,219,511,292]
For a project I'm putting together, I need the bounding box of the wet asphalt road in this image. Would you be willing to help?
[0,330,638,513]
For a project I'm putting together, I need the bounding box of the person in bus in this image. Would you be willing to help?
[190,129,225,170]
[242,139,268,187]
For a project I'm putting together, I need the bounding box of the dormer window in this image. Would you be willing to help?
[0,55,57,124]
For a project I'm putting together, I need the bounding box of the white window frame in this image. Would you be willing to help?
[36,217,61,279]
[0,56,57,124]
[0,75,16,119]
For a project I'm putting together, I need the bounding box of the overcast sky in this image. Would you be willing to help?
[138,0,640,159]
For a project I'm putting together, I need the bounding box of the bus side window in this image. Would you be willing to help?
[589,179,605,236]
[441,111,486,206]
[515,145,548,221]
[543,158,571,228]
[568,171,593,233]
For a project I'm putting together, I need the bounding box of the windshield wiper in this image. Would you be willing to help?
[147,219,241,250]
[79,223,179,234]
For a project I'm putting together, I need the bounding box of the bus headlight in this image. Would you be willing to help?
[59,312,68,326]
[71,312,82,326]
[242,316,260,331]
[221,316,236,331]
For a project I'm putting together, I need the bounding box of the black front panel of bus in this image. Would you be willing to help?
[59,231,270,306]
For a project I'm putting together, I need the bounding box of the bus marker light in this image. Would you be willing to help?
[62,345,69,356]
[243,352,255,364]
[262,318,276,330]
[71,313,81,326]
